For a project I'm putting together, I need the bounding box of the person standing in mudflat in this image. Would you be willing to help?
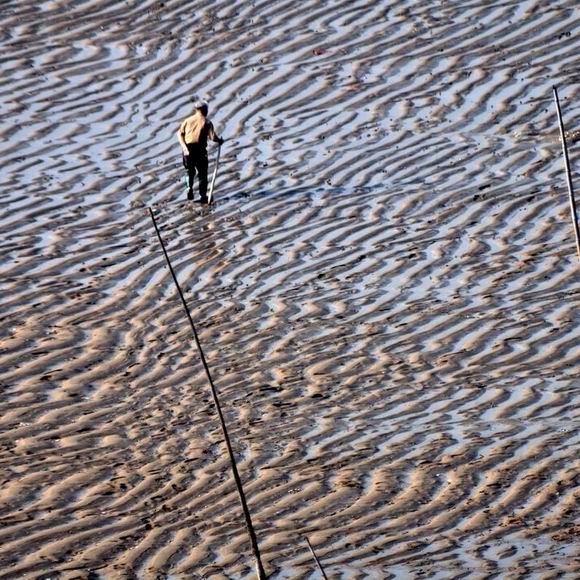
[178,100,223,203]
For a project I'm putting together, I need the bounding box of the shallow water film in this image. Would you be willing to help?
[0,1,579,578]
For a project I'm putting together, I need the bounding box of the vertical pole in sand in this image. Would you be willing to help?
[553,86,580,261]
[148,207,267,579]
[305,536,328,579]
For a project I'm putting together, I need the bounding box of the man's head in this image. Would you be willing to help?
[192,99,209,116]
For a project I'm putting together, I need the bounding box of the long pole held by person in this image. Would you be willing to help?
[553,86,580,261]
[208,142,222,204]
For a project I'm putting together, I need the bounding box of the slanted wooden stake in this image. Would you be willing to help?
[149,207,267,579]
[305,536,328,579]
[553,86,580,260]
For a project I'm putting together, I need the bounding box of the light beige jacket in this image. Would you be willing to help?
[179,111,220,148]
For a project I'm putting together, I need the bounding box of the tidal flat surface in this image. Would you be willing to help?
[0,1,578,578]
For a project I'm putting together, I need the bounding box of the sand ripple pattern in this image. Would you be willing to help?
[0,0,579,577]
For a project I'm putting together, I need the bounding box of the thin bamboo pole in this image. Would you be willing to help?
[553,86,580,261]
[305,536,328,579]
[149,207,267,579]
[208,143,221,204]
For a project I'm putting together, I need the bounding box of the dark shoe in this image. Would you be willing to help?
[198,196,209,204]
[187,190,194,200]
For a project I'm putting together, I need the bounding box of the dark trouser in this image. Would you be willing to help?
[182,144,208,200]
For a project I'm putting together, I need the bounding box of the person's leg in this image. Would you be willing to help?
[196,153,209,203]
[184,148,196,200]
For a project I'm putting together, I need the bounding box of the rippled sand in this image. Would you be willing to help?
[1,0,579,578]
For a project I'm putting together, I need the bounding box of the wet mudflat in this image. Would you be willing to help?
[0,1,578,578]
